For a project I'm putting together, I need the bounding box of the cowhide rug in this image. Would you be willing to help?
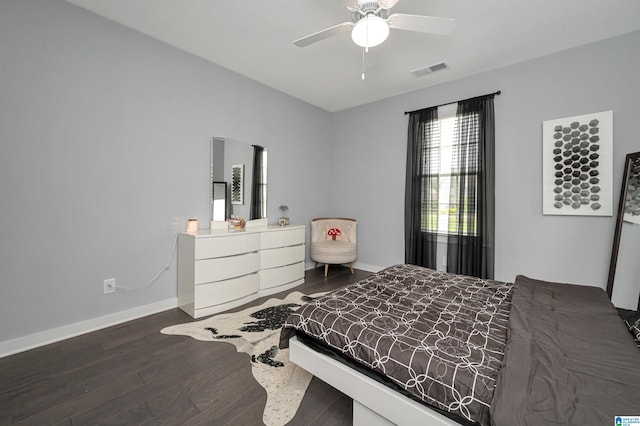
[161,291,324,426]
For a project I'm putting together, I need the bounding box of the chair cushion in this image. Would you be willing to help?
[310,240,357,264]
[311,240,355,254]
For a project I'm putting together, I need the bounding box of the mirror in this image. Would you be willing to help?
[607,151,640,311]
[210,137,268,227]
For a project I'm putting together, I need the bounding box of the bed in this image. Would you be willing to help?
[279,264,640,426]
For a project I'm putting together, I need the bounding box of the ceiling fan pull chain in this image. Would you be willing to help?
[365,14,370,53]
[362,14,369,80]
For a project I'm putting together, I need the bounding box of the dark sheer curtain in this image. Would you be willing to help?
[250,145,265,220]
[446,95,495,279]
[405,107,439,268]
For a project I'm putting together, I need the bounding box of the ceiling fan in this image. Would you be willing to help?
[293,0,456,49]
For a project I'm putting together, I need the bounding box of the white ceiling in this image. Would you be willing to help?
[66,0,640,112]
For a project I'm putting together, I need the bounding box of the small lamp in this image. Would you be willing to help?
[186,218,198,235]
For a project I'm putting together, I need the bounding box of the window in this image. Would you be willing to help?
[405,93,495,278]
[420,103,478,236]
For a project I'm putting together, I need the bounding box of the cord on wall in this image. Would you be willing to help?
[114,233,179,292]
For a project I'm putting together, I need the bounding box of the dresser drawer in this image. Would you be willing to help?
[195,252,259,284]
[261,244,305,269]
[261,227,305,250]
[194,272,259,309]
[195,233,260,260]
[260,261,305,290]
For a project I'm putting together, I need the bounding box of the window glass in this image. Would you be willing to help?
[421,104,478,236]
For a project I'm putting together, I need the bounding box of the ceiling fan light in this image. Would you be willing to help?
[351,15,389,48]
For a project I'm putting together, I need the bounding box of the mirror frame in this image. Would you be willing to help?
[606,151,640,309]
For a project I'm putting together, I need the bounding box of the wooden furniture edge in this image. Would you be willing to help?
[289,336,458,426]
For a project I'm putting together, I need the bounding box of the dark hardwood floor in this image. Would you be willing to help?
[0,266,372,426]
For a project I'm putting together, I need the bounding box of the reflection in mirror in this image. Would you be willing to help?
[250,145,267,220]
[210,137,268,227]
[212,182,227,221]
[623,157,640,224]
[607,151,640,311]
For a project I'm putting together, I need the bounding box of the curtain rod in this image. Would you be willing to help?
[404,90,501,115]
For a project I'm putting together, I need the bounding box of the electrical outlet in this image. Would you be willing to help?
[103,278,116,294]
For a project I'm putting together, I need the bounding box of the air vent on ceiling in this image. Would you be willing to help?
[411,61,448,77]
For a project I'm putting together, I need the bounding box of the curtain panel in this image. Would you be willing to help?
[250,145,265,220]
[404,107,439,269]
[447,96,495,279]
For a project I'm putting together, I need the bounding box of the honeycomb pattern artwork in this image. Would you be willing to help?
[551,118,602,211]
[623,156,640,224]
[543,111,612,216]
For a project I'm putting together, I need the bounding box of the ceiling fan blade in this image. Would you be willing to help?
[293,22,354,47]
[387,13,456,35]
[378,0,400,9]
[336,0,362,11]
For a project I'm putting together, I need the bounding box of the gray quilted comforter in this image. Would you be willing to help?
[280,264,513,425]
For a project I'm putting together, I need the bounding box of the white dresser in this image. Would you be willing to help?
[177,225,305,318]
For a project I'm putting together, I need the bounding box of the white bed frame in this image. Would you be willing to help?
[289,336,459,426]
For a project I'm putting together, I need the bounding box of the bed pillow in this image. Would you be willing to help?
[515,275,640,349]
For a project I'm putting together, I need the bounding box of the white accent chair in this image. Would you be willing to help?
[310,217,357,277]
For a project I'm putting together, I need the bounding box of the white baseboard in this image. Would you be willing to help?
[0,298,178,358]
[353,262,383,273]
[304,261,383,274]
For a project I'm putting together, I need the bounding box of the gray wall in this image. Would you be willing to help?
[329,30,640,307]
[2,0,639,345]
[0,0,332,342]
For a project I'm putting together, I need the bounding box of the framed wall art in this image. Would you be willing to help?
[231,164,244,205]
[542,110,613,216]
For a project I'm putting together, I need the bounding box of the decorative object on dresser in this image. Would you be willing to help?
[542,110,613,216]
[177,225,305,318]
[278,205,290,227]
[310,217,357,277]
[227,216,246,232]
[185,218,198,235]
[162,291,326,426]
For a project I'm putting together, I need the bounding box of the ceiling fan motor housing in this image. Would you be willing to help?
[351,2,389,22]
